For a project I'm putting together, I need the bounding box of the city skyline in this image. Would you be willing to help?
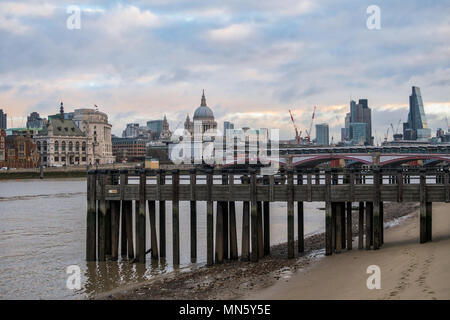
[0,0,449,141]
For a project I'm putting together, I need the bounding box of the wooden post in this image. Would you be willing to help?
[98,171,107,261]
[172,169,180,265]
[426,202,432,242]
[215,201,224,264]
[358,202,364,249]
[297,171,304,253]
[229,172,238,260]
[257,201,264,258]
[346,201,352,250]
[445,166,449,203]
[136,170,146,263]
[105,173,112,258]
[397,169,403,202]
[148,198,158,260]
[120,170,128,258]
[206,170,214,266]
[158,170,166,259]
[420,169,427,244]
[365,202,373,250]
[335,202,342,254]
[250,169,258,262]
[123,197,134,260]
[242,204,250,260]
[86,170,97,261]
[242,175,250,261]
[325,169,332,256]
[307,170,312,202]
[341,202,346,250]
[380,201,384,245]
[222,172,229,259]
[287,169,295,259]
[373,168,381,250]
[110,171,120,261]
[190,169,197,262]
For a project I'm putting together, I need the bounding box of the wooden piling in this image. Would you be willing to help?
[190,169,197,261]
[426,202,432,242]
[123,198,134,260]
[420,169,427,244]
[86,170,97,261]
[229,173,238,260]
[206,170,214,266]
[341,202,346,250]
[373,169,381,250]
[222,172,229,260]
[105,173,112,258]
[215,200,224,263]
[358,202,364,249]
[335,202,342,254]
[97,171,107,261]
[297,172,304,253]
[257,201,264,258]
[120,171,128,258]
[346,201,352,250]
[325,169,332,256]
[136,170,146,263]
[250,169,258,262]
[241,174,250,261]
[172,169,180,265]
[365,202,373,250]
[287,169,295,259]
[445,167,449,203]
[148,199,158,260]
[158,170,166,259]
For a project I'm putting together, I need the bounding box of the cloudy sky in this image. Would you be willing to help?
[1,0,449,142]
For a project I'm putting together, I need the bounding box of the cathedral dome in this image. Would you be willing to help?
[193,90,214,120]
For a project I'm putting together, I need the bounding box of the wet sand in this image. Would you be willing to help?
[96,202,429,300]
[246,202,450,300]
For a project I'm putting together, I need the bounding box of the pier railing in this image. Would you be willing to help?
[86,166,450,265]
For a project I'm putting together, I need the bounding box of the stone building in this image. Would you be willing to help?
[72,108,115,164]
[36,103,91,167]
[184,90,217,139]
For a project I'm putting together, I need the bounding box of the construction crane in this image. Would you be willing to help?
[288,109,301,144]
[304,106,316,143]
[384,126,390,142]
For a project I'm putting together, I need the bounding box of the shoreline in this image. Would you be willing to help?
[246,202,450,300]
[94,202,420,300]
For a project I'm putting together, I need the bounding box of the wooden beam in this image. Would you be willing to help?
[158,170,166,259]
[325,169,332,256]
[420,169,427,244]
[172,170,180,265]
[97,172,107,261]
[297,172,304,253]
[189,169,197,262]
[358,202,364,249]
[250,169,258,262]
[287,169,295,259]
[229,172,238,260]
[136,170,146,263]
[86,171,97,261]
[206,170,214,266]
[148,199,158,260]
[120,171,128,258]
[346,201,352,250]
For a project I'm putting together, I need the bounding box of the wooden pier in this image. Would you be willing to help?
[86,166,450,265]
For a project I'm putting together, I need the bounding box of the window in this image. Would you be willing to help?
[54,141,59,152]
[82,157,86,162]
[43,141,47,152]
[55,157,59,162]
[62,157,66,162]
[82,142,86,152]
[62,141,66,152]
[75,142,79,152]
[68,142,73,152]
[37,141,41,152]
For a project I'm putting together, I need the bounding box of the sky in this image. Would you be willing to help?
[0,0,449,142]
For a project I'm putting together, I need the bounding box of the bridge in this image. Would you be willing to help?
[86,166,450,267]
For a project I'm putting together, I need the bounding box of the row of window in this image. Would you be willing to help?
[37,141,87,152]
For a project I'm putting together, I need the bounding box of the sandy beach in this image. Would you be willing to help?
[246,202,450,300]
[96,202,450,300]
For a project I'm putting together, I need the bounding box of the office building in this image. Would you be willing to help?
[315,123,329,146]
[0,109,7,129]
[403,86,431,141]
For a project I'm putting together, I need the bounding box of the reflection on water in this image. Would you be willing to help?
[0,178,325,299]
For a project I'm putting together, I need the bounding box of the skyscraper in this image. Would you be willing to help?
[224,121,234,135]
[403,86,431,141]
[0,109,7,129]
[27,112,46,129]
[315,123,329,146]
[341,99,373,145]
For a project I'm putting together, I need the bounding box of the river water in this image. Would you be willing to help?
[0,178,325,299]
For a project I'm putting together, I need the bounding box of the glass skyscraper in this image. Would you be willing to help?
[315,123,329,146]
[403,86,431,140]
